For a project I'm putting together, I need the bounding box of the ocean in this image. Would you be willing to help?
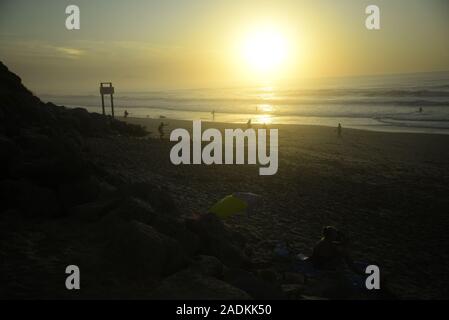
[41,71,449,134]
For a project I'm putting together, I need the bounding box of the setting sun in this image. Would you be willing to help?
[241,26,289,75]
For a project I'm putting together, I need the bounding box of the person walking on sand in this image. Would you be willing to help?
[158,122,166,140]
[247,118,252,129]
[124,110,129,118]
[337,123,342,137]
[211,110,215,121]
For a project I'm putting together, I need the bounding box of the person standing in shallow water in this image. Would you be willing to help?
[337,123,342,137]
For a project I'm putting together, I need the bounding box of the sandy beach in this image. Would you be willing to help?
[2,0,449,304]
[101,117,449,299]
[2,59,449,299]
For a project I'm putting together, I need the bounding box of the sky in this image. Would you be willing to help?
[0,0,449,94]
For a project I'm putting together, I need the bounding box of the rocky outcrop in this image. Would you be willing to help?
[150,269,252,300]
[0,62,147,138]
[101,219,189,278]
[0,61,148,220]
[186,213,252,269]
[0,61,349,300]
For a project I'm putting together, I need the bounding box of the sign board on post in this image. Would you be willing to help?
[100,82,115,118]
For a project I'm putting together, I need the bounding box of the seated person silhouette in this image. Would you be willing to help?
[309,226,360,274]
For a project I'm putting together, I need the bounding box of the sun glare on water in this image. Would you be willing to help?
[256,114,273,124]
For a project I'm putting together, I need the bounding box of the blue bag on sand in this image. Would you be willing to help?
[292,254,319,277]
[273,242,290,258]
[347,261,370,290]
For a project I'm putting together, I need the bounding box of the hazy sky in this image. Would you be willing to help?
[1,0,449,93]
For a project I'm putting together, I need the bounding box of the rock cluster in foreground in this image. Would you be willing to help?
[0,61,379,299]
[0,62,292,299]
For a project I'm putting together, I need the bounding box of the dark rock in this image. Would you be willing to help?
[0,135,20,179]
[190,255,224,278]
[57,176,107,210]
[150,269,251,300]
[303,272,355,299]
[116,182,177,215]
[0,61,147,138]
[256,269,279,283]
[67,107,96,135]
[11,151,91,187]
[0,62,44,130]
[108,197,199,256]
[0,179,60,217]
[100,219,189,279]
[185,213,251,269]
[107,197,159,223]
[283,272,305,284]
[282,284,305,299]
[109,118,147,137]
[68,199,118,222]
[223,268,286,300]
[16,130,60,159]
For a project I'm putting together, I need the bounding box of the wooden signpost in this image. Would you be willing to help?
[100,82,115,118]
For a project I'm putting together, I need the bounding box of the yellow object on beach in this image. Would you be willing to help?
[209,195,248,219]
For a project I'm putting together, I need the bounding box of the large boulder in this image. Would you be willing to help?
[185,213,251,269]
[223,268,286,300]
[0,179,60,217]
[0,62,44,130]
[100,219,189,279]
[281,284,305,300]
[67,199,118,222]
[189,255,224,278]
[66,107,96,135]
[0,135,21,179]
[57,176,106,210]
[11,150,91,187]
[107,197,160,224]
[108,197,200,256]
[116,182,177,215]
[150,269,252,300]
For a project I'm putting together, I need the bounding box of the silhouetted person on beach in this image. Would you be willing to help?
[158,122,166,140]
[302,226,395,298]
[124,110,129,118]
[211,110,215,121]
[247,118,252,129]
[310,226,360,273]
[337,123,342,137]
